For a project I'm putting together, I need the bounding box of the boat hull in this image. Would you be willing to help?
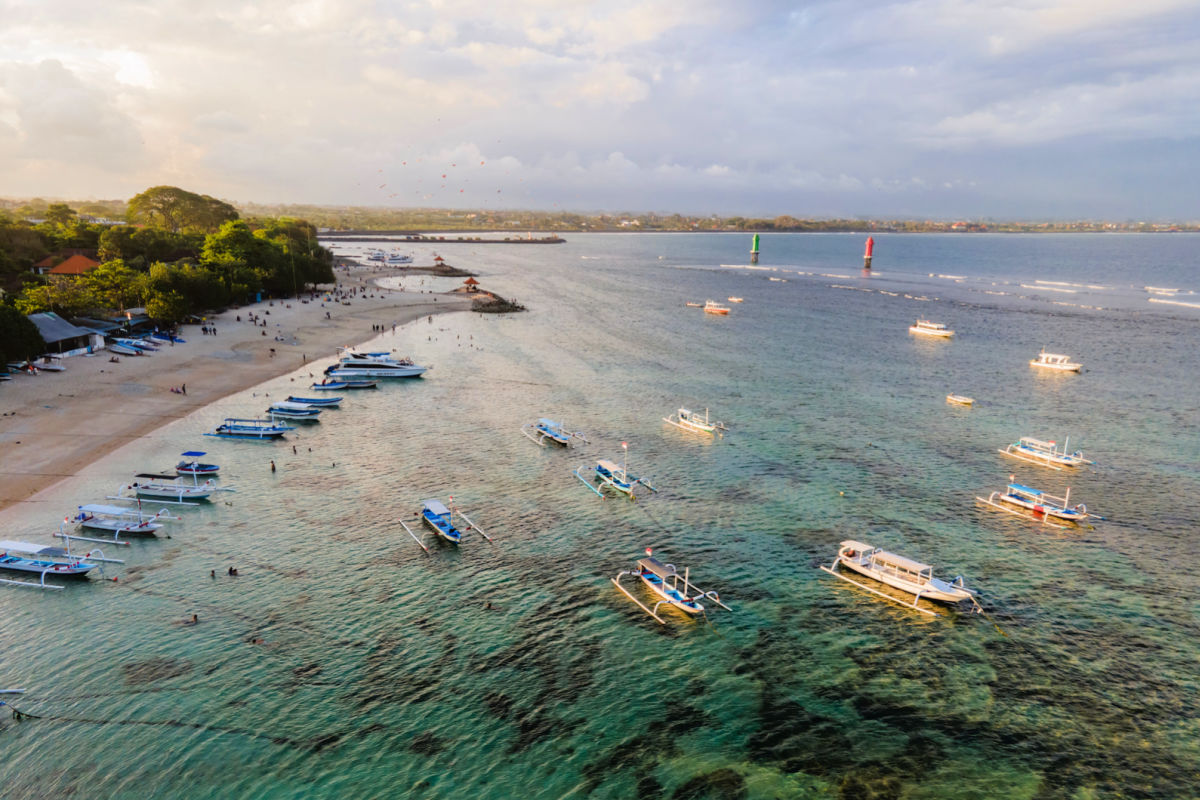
[838,557,970,604]
[0,556,94,578]
[639,572,702,614]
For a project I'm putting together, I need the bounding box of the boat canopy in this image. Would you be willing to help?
[423,500,450,516]
[538,418,560,428]
[597,460,621,473]
[78,504,141,516]
[1008,483,1042,497]
[871,550,931,574]
[1018,437,1055,450]
[839,540,875,553]
[637,557,678,580]
[180,451,206,458]
[0,540,66,556]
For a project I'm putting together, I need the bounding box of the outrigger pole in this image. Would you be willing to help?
[818,561,941,617]
[54,530,129,547]
[455,508,492,543]
[398,519,430,554]
[611,574,665,624]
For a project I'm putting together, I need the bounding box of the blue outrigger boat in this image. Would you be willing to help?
[0,539,123,589]
[977,480,1098,526]
[612,549,731,624]
[521,418,589,447]
[286,395,341,407]
[399,498,492,552]
[204,418,294,440]
[575,446,657,499]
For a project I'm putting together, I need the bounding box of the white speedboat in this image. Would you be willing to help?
[325,350,428,378]
[1030,349,1081,372]
[703,300,730,315]
[909,320,954,337]
[820,540,979,616]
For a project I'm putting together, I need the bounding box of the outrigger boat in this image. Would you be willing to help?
[175,451,219,476]
[819,540,980,617]
[399,498,492,552]
[1030,349,1082,372]
[110,473,232,505]
[205,418,295,440]
[267,401,323,420]
[703,300,730,315]
[285,395,341,407]
[976,480,1096,526]
[1000,436,1094,471]
[0,540,123,589]
[909,319,954,337]
[61,503,180,541]
[522,418,589,447]
[946,394,974,406]
[663,407,728,436]
[575,445,658,499]
[312,379,375,390]
[612,549,731,625]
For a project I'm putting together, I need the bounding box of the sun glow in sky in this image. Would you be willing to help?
[2,0,1199,217]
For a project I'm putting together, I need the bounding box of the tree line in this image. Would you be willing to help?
[0,186,335,338]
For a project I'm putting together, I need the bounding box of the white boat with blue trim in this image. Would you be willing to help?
[612,549,731,625]
[175,451,220,476]
[976,481,1096,526]
[522,418,589,447]
[63,503,179,540]
[286,395,341,407]
[663,407,727,436]
[909,319,954,337]
[0,540,123,589]
[268,401,323,420]
[205,418,295,440]
[1000,436,1093,470]
[1030,349,1082,372]
[575,448,657,499]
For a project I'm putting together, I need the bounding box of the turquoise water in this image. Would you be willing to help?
[2,233,1199,798]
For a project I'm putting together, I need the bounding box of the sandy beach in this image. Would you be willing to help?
[0,263,472,512]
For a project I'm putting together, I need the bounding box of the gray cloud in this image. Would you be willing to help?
[1,0,1198,217]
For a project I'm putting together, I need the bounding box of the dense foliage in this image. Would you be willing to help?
[0,304,46,365]
[2,187,333,328]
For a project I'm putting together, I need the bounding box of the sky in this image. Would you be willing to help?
[1,0,1199,219]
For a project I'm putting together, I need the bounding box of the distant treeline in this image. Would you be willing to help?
[0,186,334,326]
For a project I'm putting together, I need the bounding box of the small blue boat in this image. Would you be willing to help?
[286,395,341,407]
[176,451,220,476]
[311,381,348,390]
[151,332,186,343]
[575,452,658,499]
[522,418,588,447]
[399,498,492,552]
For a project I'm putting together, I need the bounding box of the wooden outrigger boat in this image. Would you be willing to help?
[663,407,728,436]
[0,540,123,589]
[521,418,589,447]
[399,498,492,552]
[946,394,974,406]
[205,418,295,440]
[61,503,180,542]
[819,540,981,617]
[976,481,1096,526]
[612,550,732,625]
[286,395,342,407]
[1000,436,1093,471]
[175,451,220,476]
[1030,349,1082,372]
[575,446,658,499]
[909,319,954,337]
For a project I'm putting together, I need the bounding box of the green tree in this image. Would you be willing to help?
[0,304,47,364]
[82,260,145,311]
[44,203,78,226]
[127,186,239,234]
[15,277,97,317]
[145,289,188,324]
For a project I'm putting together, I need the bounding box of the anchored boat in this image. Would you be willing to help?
[175,451,220,476]
[1031,349,1082,372]
[205,418,295,440]
[976,481,1096,526]
[1000,436,1093,471]
[325,349,429,379]
[285,395,341,407]
[663,407,727,436]
[909,319,955,337]
[703,300,730,315]
[111,473,232,505]
[267,401,323,420]
[946,394,974,406]
[63,503,179,541]
[612,550,732,625]
[575,445,657,499]
[399,498,492,552]
[522,418,589,447]
[0,540,122,589]
[819,540,980,617]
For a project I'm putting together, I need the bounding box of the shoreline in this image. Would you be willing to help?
[0,263,472,513]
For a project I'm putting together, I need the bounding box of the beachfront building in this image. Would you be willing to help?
[45,254,101,277]
[27,311,105,355]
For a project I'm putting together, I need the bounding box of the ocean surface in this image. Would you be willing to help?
[2,233,1198,799]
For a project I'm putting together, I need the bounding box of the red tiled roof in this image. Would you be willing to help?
[48,255,101,275]
[34,255,58,268]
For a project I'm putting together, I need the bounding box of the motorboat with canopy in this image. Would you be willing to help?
[575,446,658,499]
[522,418,589,447]
[175,451,220,476]
[205,418,295,440]
[1000,436,1094,470]
[62,503,180,541]
[400,498,492,552]
[663,407,728,436]
[819,540,981,617]
[909,319,955,337]
[976,480,1098,526]
[0,540,123,589]
[1030,349,1082,372]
